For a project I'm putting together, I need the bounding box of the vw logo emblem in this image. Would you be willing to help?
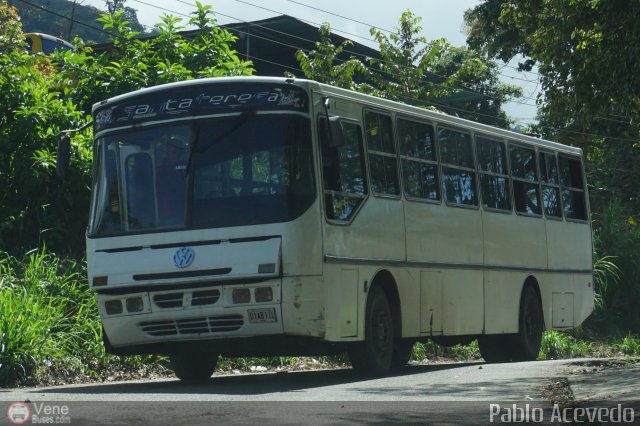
[173,247,195,269]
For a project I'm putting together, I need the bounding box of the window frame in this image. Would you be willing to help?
[437,125,479,210]
[318,114,370,226]
[538,150,563,221]
[396,115,441,205]
[558,153,589,223]
[509,141,542,218]
[363,109,401,199]
[475,133,512,214]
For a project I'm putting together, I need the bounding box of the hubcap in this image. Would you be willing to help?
[373,309,391,354]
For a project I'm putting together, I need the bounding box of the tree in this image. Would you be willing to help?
[104,0,144,33]
[0,3,253,253]
[430,46,521,129]
[104,0,125,15]
[0,4,24,53]
[291,22,368,90]
[366,10,521,129]
[465,0,640,220]
[0,6,91,253]
[57,2,253,114]
[465,0,640,135]
[368,10,446,103]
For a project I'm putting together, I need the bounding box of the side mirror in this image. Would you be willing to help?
[57,134,71,178]
[327,116,345,148]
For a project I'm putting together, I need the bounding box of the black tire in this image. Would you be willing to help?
[348,286,394,375]
[478,335,515,363]
[512,285,544,361]
[391,339,415,369]
[170,352,219,383]
[479,285,544,363]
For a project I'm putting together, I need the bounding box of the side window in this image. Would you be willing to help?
[397,118,439,201]
[539,151,562,218]
[319,117,367,221]
[510,144,541,215]
[364,111,399,196]
[476,135,510,211]
[439,127,477,206]
[559,156,588,220]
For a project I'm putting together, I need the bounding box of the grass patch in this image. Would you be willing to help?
[411,339,481,362]
[0,249,168,387]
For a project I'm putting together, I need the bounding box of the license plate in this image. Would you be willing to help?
[248,308,277,323]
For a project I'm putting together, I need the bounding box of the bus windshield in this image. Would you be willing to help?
[89,113,314,236]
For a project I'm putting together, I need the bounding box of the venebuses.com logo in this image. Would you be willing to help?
[6,402,71,424]
[6,402,30,424]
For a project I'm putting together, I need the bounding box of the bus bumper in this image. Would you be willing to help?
[96,281,284,350]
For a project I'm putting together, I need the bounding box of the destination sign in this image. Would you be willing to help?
[93,82,308,132]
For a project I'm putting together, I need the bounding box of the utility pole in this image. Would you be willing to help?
[67,0,77,41]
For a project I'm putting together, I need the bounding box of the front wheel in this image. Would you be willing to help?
[348,286,394,375]
[478,335,515,363]
[170,352,219,383]
[391,339,415,369]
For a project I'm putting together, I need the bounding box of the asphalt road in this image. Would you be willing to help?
[1,359,638,425]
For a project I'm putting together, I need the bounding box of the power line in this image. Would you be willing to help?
[283,0,394,34]
[164,0,543,110]
[231,0,637,126]
[228,0,381,45]
[234,0,546,85]
[133,0,640,131]
[17,0,640,142]
[19,0,540,113]
[16,0,114,38]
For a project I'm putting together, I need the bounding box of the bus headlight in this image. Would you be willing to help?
[232,288,251,304]
[126,297,144,313]
[255,287,273,302]
[105,300,123,315]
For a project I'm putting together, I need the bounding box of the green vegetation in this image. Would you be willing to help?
[293,11,521,128]
[0,2,252,255]
[0,249,165,386]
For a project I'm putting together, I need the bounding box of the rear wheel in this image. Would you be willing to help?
[349,286,394,375]
[479,285,544,363]
[170,352,219,383]
[512,286,544,361]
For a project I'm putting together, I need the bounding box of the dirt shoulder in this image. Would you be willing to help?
[543,358,640,417]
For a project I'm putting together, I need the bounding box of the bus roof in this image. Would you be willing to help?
[92,76,582,156]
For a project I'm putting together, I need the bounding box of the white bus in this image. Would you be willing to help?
[85,76,594,380]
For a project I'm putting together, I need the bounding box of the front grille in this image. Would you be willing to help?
[191,289,220,306]
[152,289,221,309]
[153,293,183,308]
[139,314,244,337]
